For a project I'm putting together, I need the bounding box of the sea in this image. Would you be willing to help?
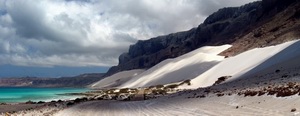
[0,87,89,103]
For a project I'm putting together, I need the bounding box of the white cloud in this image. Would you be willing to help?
[0,0,257,67]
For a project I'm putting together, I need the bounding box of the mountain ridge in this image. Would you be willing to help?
[0,73,105,87]
[106,0,300,76]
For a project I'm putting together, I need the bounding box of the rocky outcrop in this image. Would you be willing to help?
[106,0,300,76]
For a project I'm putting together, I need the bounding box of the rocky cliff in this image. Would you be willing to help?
[106,0,300,76]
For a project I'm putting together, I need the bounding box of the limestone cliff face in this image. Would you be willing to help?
[106,0,300,76]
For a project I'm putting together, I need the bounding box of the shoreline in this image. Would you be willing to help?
[0,88,108,115]
[0,87,90,104]
[2,81,300,116]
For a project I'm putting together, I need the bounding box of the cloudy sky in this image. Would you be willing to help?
[0,0,256,77]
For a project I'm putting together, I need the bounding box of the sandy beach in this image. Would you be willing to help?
[55,95,300,116]
[0,100,72,116]
[0,103,44,114]
[2,94,300,116]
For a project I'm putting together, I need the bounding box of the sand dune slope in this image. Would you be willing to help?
[119,45,231,88]
[90,69,145,89]
[190,40,300,88]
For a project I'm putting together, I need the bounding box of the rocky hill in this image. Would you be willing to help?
[0,73,105,87]
[106,0,300,76]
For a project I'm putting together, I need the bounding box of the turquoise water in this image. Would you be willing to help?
[0,87,89,103]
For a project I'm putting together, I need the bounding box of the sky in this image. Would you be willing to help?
[0,0,257,77]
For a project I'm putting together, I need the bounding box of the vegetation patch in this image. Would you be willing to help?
[244,90,258,97]
[213,76,232,86]
[164,84,179,89]
[291,108,297,112]
[179,79,191,86]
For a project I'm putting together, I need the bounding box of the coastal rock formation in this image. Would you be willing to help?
[106,0,300,76]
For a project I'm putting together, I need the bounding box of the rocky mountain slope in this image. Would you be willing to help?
[106,0,300,76]
[0,73,105,87]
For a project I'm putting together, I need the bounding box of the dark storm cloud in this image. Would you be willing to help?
[0,0,257,67]
[8,1,45,39]
[0,10,6,15]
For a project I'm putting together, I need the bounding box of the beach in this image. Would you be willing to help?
[0,99,73,116]
[0,87,90,115]
[0,103,44,114]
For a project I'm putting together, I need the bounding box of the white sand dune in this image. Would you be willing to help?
[119,45,232,88]
[56,64,300,116]
[90,69,145,89]
[66,40,300,116]
[190,40,300,88]
[93,40,300,90]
